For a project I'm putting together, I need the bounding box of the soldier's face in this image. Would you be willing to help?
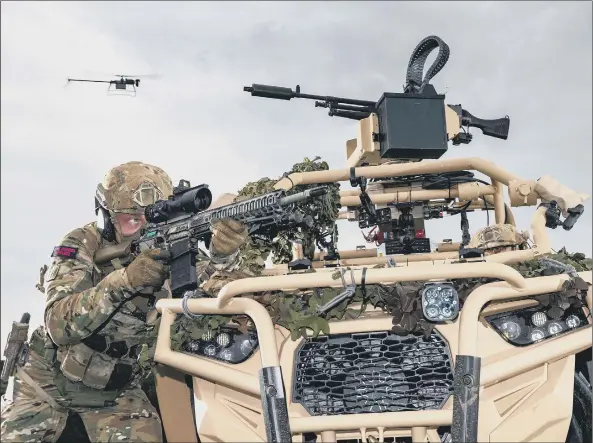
[113,212,147,237]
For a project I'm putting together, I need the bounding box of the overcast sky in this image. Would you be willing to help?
[1,1,591,351]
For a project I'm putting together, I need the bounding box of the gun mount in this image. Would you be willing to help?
[245,36,510,163]
[244,36,517,259]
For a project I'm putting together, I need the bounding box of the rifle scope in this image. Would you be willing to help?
[145,184,212,223]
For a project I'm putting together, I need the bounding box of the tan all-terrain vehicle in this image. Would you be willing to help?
[151,158,592,443]
[150,36,592,443]
[147,37,593,443]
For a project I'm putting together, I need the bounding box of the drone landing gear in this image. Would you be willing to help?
[107,83,137,97]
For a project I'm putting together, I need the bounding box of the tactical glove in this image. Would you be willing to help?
[124,249,170,290]
[210,218,248,257]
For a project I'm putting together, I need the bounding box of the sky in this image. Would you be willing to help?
[1,1,592,358]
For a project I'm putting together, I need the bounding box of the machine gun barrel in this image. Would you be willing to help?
[244,84,376,107]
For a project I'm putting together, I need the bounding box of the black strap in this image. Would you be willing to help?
[82,335,139,359]
[405,36,450,94]
[104,364,135,391]
[361,267,367,300]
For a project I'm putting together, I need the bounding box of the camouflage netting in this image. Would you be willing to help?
[168,248,592,351]
[232,156,341,275]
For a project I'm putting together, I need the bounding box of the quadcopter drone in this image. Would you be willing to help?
[66,74,158,97]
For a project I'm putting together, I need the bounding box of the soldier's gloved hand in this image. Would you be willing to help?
[124,249,170,290]
[210,218,248,257]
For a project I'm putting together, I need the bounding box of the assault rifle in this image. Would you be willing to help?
[95,180,328,298]
[1,313,31,397]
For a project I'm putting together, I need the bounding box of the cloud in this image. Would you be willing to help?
[1,1,591,351]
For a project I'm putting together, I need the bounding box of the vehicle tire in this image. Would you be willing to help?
[566,350,592,443]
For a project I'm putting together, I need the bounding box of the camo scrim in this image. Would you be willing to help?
[1,349,161,442]
[468,223,530,250]
[232,156,341,275]
[170,249,592,349]
[96,161,173,213]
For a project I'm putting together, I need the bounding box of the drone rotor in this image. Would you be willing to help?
[114,74,161,80]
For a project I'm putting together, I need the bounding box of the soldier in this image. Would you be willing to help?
[0,161,248,442]
[467,223,530,256]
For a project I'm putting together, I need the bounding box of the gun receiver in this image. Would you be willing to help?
[244,84,376,121]
[1,313,31,397]
[93,180,329,298]
[244,36,511,161]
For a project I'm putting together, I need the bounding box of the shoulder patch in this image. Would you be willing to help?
[61,224,102,251]
[51,246,79,259]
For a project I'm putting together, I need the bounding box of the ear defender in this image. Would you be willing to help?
[95,197,116,242]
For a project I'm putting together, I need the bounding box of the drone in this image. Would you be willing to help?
[66,74,158,96]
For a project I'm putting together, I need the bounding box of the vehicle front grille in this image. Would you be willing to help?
[292,330,453,416]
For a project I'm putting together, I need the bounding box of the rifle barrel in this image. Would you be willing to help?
[278,187,328,206]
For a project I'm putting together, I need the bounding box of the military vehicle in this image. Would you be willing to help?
[3,36,589,443]
[146,36,591,443]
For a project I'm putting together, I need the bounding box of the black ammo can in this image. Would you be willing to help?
[375,85,448,160]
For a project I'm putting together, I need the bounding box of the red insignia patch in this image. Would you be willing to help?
[51,246,78,259]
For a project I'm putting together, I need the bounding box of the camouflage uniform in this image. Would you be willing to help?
[468,223,530,255]
[1,162,246,442]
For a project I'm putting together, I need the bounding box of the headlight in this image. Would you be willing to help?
[566,314,581,329]
[499,319,521,340]
[485,302,589,347]
[530,311,547,327]
[182,327,259,364]
[422,282,460,322]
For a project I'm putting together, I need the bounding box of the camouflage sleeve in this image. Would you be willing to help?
[195,249,241,286]
[209,248,240,271]
[43,226,136,346]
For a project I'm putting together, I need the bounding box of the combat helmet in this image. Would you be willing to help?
[95,161,173,241]
[468,223,530,251]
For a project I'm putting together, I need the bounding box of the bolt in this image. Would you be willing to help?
[266,385,277,397]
